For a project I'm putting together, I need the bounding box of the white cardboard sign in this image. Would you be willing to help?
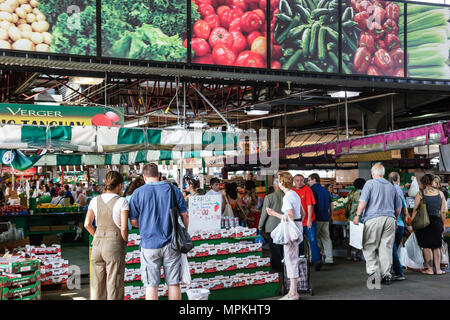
[188,195,222,233]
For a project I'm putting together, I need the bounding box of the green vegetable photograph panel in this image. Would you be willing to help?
[0,0,96,56]
[272,0,339,73]
[101,0,188,62]
[404,3,450,80]
[341,0,404,77]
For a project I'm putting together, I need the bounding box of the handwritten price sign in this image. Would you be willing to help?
[188,195,222,232]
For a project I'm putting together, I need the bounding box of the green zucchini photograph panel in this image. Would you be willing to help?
[341,0,404,77]
[271,0,339,73]
[404,3,450,80]
[0,0,96,56]
[190,0,268,68]
[101,0,187,63]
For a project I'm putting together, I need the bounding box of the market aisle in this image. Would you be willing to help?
[42,256,450,300]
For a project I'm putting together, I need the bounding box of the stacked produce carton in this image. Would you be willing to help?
[0,256,41,300]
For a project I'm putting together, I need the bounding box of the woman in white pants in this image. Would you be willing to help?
[267,172,304,300]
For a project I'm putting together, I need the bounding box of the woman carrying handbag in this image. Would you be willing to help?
[266,172,304,300]
[411,174,447,275]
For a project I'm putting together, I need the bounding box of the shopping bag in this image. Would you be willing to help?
[441,240,449,265]
[271,215,302,245]
[349,222,364,250]
[223,197,234,218]
[405,233,424,266]
[180,254,191,285]
[398,244,407,268]
[411,194,430,230]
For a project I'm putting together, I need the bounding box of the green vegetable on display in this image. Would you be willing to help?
[102,0,198,60]
[110,24,186,62]
[400,4,450,80]
[274,0,340,72]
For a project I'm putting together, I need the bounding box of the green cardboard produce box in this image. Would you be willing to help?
[0,257,40,274]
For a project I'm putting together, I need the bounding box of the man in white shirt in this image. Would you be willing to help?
[206,178,225,213]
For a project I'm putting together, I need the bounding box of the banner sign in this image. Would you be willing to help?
[0,103,124,126]
[0,149,45,172]
[188,195,222,233]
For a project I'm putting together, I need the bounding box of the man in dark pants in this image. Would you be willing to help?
[259,179,284,271]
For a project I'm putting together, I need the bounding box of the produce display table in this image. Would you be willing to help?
[88,228,280,300]
[0,212,88,246]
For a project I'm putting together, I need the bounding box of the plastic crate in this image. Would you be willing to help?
[0,270,40,288]
[0,258,40,274]
[1,280,41,300]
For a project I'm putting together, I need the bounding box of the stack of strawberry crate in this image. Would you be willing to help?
[122,227,280,300]
[0,257,41,300]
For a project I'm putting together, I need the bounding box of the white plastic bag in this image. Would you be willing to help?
[398,244,407,268]
[405,233,424,266]
[271,215,302,245]
[186,288,210,300]
[441,240,449,265]
[180,254,191,285]
[349,222,364,250]
[408,176,420,198]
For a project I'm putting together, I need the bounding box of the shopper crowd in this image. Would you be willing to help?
[76,162,450,300]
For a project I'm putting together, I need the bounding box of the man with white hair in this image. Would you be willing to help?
[259,178,285,271]
[353,162,402,286]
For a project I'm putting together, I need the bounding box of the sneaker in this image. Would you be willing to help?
[279,294,299,300]
[393,275,406,281]
[381,275,392,285]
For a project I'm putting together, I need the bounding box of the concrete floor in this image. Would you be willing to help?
[42,245,450,300]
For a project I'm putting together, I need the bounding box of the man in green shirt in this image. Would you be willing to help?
[259,179,285,271]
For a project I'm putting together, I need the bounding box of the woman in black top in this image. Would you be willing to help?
[412,174,447,275]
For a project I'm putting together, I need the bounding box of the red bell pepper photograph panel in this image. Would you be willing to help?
[341,0,405,77]
[271,0,339,73]
[191,0,268,68]
[404,3,450,80]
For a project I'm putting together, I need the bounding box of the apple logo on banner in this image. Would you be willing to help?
[92,112,121,127]
[2,151,14,165]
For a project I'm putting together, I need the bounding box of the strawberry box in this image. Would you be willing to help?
[2,280,40,300]
[0,257,40,274]
[1,270,40,288]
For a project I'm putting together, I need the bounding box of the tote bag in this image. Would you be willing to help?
[223,196,234,218]
[411,193,430,231]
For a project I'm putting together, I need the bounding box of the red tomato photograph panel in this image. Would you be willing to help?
[190,0,268,68]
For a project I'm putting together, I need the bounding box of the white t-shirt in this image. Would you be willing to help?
[88,193,129,229]
[282,190,302,221]
[206,189,223,196]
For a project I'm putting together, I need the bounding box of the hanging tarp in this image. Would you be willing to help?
[0,125,239,153]
[0,149,46,171]
[33,149,240,166]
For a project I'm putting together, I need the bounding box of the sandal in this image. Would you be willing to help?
[436,271,446,275]
[421,269,434,275]
[346,257,352,261]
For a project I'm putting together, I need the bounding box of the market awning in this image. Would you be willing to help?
[0,125,239,153]
[227,122,449,164]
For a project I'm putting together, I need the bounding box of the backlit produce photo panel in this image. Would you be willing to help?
[341,0,405,77]
[101,0,188,63]
[190,0,268,68]
[0,0,96,55]
[403,3,450,80]
[271,0,339,73]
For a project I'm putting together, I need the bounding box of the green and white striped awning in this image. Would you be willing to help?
[34,150,239,166]
[0,125,239,153]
